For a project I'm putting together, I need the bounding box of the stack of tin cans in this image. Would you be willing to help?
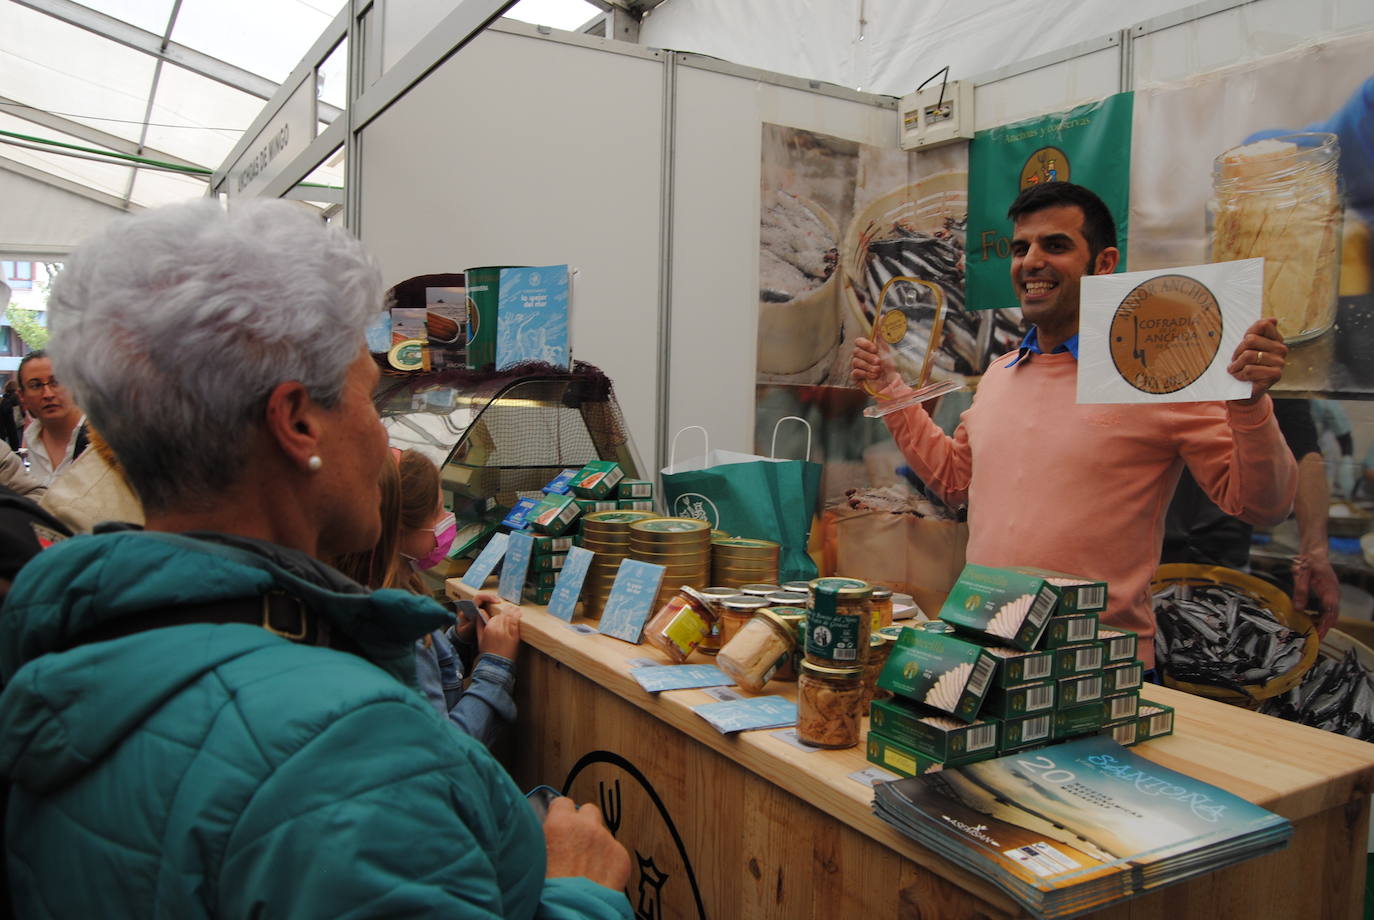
[709,536,781,587]
[628,517,713,612]
[579,510,660,618]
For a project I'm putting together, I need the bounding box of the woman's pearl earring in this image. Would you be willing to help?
[307,456,323,472]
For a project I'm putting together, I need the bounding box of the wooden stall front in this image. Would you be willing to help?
[449,581,1374,920]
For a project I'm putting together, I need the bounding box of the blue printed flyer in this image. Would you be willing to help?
[631,664,733,693]
[498,530,535,604]
[461,532,509,589]
[692,696,798,734]
[598,559,665,643]
[547,546,594,621]
[497,265,570,370]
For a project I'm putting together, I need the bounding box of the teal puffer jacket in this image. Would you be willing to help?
[0,530,630,920]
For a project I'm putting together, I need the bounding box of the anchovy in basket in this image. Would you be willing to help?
[1261,649,1374,742]
[1152,582,1308,691]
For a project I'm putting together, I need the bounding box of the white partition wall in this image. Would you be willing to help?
[357,24,667,468]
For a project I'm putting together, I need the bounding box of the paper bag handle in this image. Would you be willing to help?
[770,416,812,461]
[668,426,708,473]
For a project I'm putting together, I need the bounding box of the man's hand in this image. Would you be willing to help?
[1293,553,1341,638]
[543,798,631,890]
[850,337,903,394]
[476,608,521,660]
[1227,318,1287,403]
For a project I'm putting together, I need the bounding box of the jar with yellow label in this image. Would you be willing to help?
[870,586,894,631]
[797,661,865,749]
[716,609,797,694]
[805,577,872,667]
[696,586,739,655]
[861,632,895,708]
[642,586,716,664]
[764,607,806,681]
[719,595,769,647]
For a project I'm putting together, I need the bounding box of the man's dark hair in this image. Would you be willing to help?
[16,349,47,384]
[1007,182,1118,262]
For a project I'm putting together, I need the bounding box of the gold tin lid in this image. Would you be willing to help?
[762,605,808,620]
[388,338,426,371]
[710,536,780,551]
[808,577,872,598]
[710,529,731,540]
[754,608,799,647]
[870,632,893,648]
[800,660,864,680]
[585,510,661,526]
[722,595,770,613]
[631,517,712,535]
[875,625,908,641]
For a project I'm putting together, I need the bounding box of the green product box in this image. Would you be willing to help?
[1105,720,1142,747]
[973,641,1056,688]
[618,480,654,499]
[570,461,625,499]
[980,680,1056,719]
[528,493,581,536]
[1103,691,1140,724]
[530,552,568,573]
[1007,566,1108,614]
[1039,612,1099,650]
[524,584,555,606]
[617,499,655,511]
[1057,672,1105,707]
[1103,660,1144,694]
[865,731,948,779]
[869,698,999,764]
[529,570,560,589]
[1054,641,1105,677]
[938,564,1059,651]
[1135,703,1175,743]
[462,265,518,370]
[575,499,618,514]
[1053,700,1107,739]
[1098,628,1139,664]
[877,627,1001,722]
[531,535,574,554]
[994,711,1056,753]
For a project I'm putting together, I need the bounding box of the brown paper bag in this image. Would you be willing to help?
[821,505,968,618]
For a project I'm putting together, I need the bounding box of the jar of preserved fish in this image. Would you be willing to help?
[696,586,740,655]
[805,577,872,666]
[797,662,865,749]
[716,609,797,694]
[861,632,895,708]
[764,607,806,681]
[1210,132,1341,344]
[719,595,769,647]
[642,586,716,664]
[869,586,894,631]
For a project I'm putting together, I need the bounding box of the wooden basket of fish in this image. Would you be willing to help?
[1151,564,1318,709]
[1256,628,1374,741]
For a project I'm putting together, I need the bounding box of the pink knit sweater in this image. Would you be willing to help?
[884,349,1298,668]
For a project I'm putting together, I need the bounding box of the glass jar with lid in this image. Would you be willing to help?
[797,661,865,749]
[861,632,895,708]
[642,586,716,664]
[696,586,740,655]
[805,577,873,666]
[739,583,781,598]
[763,607,806,681]
[1210,132,1342,344]
[719,595,769,647]
[869,586,894,631]
[716,608,798,694]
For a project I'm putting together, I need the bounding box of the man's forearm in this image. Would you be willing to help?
[1294,452,1329,558]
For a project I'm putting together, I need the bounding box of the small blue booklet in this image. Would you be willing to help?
[461,532,509,589]
[497,265,570,370]
[498,530,535,604]
[631,664,733,693]
[598,559,665,644]
[547,546,594,621]
[692,696,798,734]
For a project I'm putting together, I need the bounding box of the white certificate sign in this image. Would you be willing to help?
[1077,259,1260,404]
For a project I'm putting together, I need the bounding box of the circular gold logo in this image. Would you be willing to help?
[1109,274,1223,395]
[878,308,908,344]
[1020,147,1069,190]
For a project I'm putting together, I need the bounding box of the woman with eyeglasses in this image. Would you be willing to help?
[16,350,86,486]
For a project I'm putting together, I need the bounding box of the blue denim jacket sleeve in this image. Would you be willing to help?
[415,630,516,748]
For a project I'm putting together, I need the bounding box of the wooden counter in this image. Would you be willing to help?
[450,580,1374,919]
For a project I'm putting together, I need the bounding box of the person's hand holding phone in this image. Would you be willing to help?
[543,797,631,891]
[471,592,520,660]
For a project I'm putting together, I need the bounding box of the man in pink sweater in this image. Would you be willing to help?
[851,182,1297,669]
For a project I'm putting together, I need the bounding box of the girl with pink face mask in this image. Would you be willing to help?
[337,448,521,746]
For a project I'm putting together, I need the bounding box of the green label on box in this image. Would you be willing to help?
[939,564,1059,650]
[1054,641,1105,676]
[877,629,998,722]
[1054,700,1107,739]
[1058,672,1104,707]
[866,732,946,778]
[1103,661,1143,694]
[1041,613,1099,649]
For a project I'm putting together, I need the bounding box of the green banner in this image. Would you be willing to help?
[967,92,1134,310]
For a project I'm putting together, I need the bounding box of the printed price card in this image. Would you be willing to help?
[598,559,665,644]
[461,532,509,589]
[631,664,733,693]
[547,546,594,621]
[497,530,535,604]
[693,696,798,734]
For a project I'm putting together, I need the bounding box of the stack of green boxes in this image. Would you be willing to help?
[866,565,1171,779]
[617,479,655,511]
[513,468,582,605]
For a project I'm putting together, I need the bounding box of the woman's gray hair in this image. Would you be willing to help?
[47,199,382,513]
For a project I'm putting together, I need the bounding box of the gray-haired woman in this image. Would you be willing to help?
[0,200,630,919]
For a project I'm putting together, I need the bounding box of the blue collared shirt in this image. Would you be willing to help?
[1006,327,1079,367]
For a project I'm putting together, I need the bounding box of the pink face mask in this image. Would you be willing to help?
[409,511,457,571]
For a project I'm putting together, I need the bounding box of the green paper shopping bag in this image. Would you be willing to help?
[660,418,821,582]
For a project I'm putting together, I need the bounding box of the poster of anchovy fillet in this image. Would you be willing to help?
[757,124,1025,388]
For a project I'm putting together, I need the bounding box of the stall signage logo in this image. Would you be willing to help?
[1108,273,1222,395]
[1019,146,1070,190]
[672,493,719,528]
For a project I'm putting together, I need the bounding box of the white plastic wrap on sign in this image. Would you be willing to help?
[1077,259,1261,405]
